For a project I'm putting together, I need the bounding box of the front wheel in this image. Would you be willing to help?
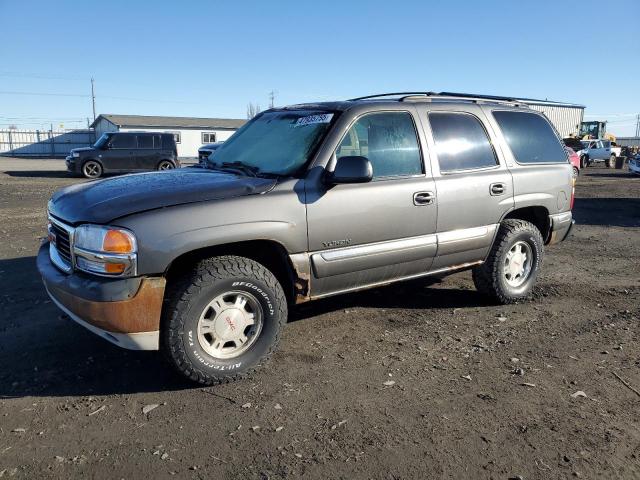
[572,166,579,180]
[580,155,589,168]
[472,219,544,304]
[162,255,287,385]
[81,160,103,179]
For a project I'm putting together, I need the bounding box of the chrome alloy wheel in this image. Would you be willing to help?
[158,160,174,170]
[503,241,533,287]
[196,291,263,359]
[83,161,101,178]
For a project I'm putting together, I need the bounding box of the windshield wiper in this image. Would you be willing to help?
[211,161,259,177]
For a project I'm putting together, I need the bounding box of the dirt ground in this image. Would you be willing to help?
[0,158,639,480]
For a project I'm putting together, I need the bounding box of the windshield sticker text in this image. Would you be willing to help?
[294,113,333,127]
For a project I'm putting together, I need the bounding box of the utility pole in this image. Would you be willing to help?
[635,113,640,137]
[91,77,96,121]
[268,90,275,109]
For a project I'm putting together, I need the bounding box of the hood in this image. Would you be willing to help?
[48,168,277,224]
[70,147,95,154]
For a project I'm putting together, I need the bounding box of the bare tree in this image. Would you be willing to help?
[246,103,262,119]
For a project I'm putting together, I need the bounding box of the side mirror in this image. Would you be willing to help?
[326,156,373,184]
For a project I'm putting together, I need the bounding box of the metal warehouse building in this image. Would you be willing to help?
[516,98,585,138]
[91,114,246,158]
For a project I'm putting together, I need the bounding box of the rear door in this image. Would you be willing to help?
[135,134,158,170]
[488,109,572,219]
[417,104,514,270]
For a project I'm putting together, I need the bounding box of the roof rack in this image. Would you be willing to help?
[348,91,528,106]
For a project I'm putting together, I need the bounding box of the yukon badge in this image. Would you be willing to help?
[322,238,352,248]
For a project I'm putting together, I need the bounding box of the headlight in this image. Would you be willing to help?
[73,225,137,276]
[72,151,80,158]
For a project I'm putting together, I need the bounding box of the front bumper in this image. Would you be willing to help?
[37,242,165,350]
[548,211,574,245]
[65,156,80,173]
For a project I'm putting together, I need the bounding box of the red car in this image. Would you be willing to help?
[566,147,580,179]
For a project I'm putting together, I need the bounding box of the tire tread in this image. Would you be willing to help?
[472,219,543,304]
[161,255,287,386]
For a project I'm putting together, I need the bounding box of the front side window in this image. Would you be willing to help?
[210,110,337,176]
[110,134,136,149]
[202,132,216,143]
[429,112,497,172]
[336,112,422,179]
[493,111,567,164]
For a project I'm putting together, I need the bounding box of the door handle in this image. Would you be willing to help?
[490,183,506,196]
[413,191,435,205]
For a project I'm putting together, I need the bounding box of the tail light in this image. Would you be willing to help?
[570,175,575,209]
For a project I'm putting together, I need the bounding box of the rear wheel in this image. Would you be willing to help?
[572,166,579,180]
[81,160,102,179]
[157,160,175,171]
[162,255,287,385]
[472,219,544,304]
[606,154,616,168]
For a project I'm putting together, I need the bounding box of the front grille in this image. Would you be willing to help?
[51,221,72,264]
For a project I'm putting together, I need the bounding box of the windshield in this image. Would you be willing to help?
[93,133,112,148]
[208,110,337,176]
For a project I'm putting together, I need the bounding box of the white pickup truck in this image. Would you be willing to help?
[578,139,622,168]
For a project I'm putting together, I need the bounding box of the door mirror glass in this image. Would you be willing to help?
[326,156,373,184]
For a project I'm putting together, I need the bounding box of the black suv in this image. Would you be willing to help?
[66,132,179,178]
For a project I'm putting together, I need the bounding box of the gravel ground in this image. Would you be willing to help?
[0,158,639,479]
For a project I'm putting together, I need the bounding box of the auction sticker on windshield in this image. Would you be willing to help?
[294,113,333,127]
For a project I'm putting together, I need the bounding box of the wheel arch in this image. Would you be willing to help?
[502,206,551,243]
[164,239,300,305]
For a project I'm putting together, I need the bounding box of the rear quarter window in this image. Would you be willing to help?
[493,111,567,164]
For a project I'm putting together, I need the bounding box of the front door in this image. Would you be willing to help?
[106,133,136,171]
[419,107,514,270]
[306,110,438,297]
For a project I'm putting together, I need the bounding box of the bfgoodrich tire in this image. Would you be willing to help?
[472,219,544,304]
[162,255,287,385]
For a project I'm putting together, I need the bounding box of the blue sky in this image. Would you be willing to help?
[1,0,638,135]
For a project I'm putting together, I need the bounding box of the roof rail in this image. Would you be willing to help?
[348,91,528,106]
[348,92,439,101]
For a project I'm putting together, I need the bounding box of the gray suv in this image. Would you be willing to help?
[38,92,574,385]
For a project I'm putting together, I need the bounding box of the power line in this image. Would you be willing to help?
[0,71,87,80]
[0,90,89,98]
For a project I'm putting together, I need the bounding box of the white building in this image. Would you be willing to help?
[91,114,246,158]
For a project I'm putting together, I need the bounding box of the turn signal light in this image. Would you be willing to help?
[103,229,135,253]
[104,262,126,274]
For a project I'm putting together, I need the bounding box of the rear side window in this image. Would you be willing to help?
[137,135,153,149]
[336,112,422,179]
[110,134,136,149]
[493,111,567,164]
[429,112,497,172]
[152,135,161,148]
